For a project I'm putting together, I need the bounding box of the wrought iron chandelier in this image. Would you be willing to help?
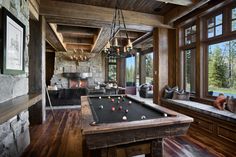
[103,0,134,58]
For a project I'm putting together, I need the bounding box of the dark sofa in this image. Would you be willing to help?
[46,88,88,106]
[139,84,153,98]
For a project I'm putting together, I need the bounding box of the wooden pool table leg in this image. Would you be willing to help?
[151,138,163,157]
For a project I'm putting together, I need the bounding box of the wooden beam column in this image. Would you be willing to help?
[28,16,46,124]
[153,28,169,104]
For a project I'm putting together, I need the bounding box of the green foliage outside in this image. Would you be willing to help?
[145,53,153,84]
[208,40,236,96]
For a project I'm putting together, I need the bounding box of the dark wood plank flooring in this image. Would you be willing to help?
[21,109,231,157]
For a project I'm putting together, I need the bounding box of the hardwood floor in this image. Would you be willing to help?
[21,109,230,157]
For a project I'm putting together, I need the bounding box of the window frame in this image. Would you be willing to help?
[106,57,117,82]
[180,22,197,94]
[203,4,236,99]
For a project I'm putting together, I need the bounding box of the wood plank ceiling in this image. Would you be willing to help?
[42,0,193,54]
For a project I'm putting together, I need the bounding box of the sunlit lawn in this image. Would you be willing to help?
[209,87,236,95]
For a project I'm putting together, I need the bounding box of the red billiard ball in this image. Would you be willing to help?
[111,106,115,111]
[111,98,115,102]
[119,106,122,110]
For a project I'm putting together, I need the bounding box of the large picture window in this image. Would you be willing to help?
[126,56,135,86]
[145,53,153,84]
[208,40,236,97]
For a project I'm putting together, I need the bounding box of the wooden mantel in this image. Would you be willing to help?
[0,93,42,124]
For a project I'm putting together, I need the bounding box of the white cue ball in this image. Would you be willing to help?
[129,101,132,104]
[108,96,111,99]
[118,97,120,100]
[122,116,127,120]
[99,96,102,99]
[141,115,146,120]
[164,113,168,117]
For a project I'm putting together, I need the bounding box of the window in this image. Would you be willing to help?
[184,49,196,93]
[145,53,153,84]
[181,23,196,93]
[184,25,196,45]
[126,56,135,86]
[208,39,236,97]
[231,8,236,31]
[108,57,117,81]
[207,14,223,38]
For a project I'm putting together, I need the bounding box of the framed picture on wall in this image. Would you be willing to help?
[0,7,25,75]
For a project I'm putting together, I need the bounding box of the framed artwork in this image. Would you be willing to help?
[0,7,25,75]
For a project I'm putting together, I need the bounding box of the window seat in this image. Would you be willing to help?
[160,98,236,151]
[162,99,236,124]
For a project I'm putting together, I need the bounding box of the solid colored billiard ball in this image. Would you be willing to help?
[164,113,168,117]
[141,115,146,120]
[122,116,127,120]
[99,105,103,109]
[119,106,123,110]
[111,106,115,111]
[111,98,115,102]
[129,101,132,104]
[99,96,102,99]
[125,109,129,113]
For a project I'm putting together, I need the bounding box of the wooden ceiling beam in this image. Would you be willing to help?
[63,37,94,45]
[164,0,210,24]
[40,0,168,28]
[66,44,92,51]
[57,25,98,35]
[156,0,193,6]
[116,31,145,39]
[46,22,66,51]
[91,27,110,53]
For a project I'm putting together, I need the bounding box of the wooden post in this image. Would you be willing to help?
[153,28,169,104]
[28,16,46,124]
[151,138,163,157]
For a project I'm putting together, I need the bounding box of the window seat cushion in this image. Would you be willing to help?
[162,99,236,124]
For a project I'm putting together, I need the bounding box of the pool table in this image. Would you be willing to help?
[81,95,193,157]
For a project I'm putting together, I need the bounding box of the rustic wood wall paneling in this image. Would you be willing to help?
[28,16,46,124]
[117,58,126,87]
[153,28,169,104]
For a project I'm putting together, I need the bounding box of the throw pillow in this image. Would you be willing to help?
[163,86,178,99]
[226,96,236,113]
[172,91,190,100]
[213,94,226,110]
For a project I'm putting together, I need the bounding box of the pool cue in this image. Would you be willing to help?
[45,85,56,120]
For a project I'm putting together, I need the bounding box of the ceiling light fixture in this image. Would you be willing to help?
[103,0,134,58]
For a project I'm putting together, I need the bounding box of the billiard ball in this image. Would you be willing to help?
[108,96,111,99]
[111,98,115,102]
[111,106,115,111]
[119,106,123,110]
[125,109,129,113]
[141,115,146,120]
[99,96,102,99]
[129,101,132,104]
[122,116,127,120]
[164,113,168,117]
[117,100,120,104]
[118,97,120,100]
[90,121,97,126]
[99,105,103,109]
